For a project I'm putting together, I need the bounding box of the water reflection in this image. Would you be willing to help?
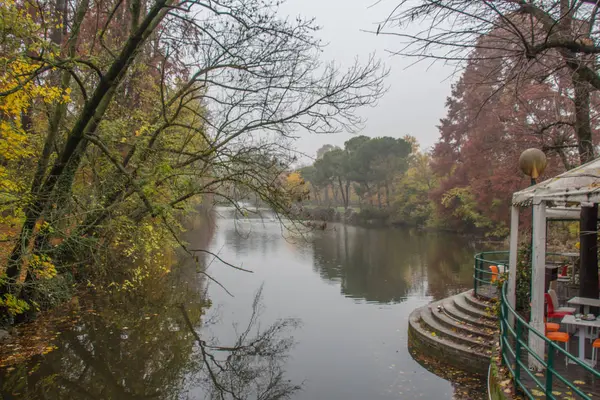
[311,225,477,303]
[1,261,207,399]
[0,211,301,400]
[1,211,486,400]
[205,218,486,400]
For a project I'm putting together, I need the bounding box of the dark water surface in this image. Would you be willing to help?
[0,209,487,399]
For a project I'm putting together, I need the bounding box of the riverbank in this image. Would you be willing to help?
[298,205,508,242]
[0,293,81,367]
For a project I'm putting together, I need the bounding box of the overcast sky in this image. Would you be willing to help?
[279,0,457,160]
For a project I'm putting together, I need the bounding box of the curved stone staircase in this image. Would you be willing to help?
[408,289,497,374]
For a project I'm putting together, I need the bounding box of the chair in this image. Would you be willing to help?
[545,293,574,319]
[489,265,499,283]
[558,265,569,279]
[593,339,600,367]
[548,289,577,314]
[545,322,560,333]
[546,331,570,366]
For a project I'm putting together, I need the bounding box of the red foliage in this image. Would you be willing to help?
[430,28,600,232]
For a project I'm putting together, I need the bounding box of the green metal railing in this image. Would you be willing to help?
[474,251,573,299]
[499,283,600,399]
[474,251,509,299]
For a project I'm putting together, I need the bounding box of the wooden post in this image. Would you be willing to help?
[529,200,546,370]
[579,203,599,300]
[507,206,519,324]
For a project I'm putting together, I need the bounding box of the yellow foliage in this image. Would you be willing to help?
[0,0,71,272]
[0,293,30,315]
[29,254,57,279]
[285,171,309,202]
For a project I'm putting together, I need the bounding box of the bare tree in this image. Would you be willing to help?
[377,0,599,300]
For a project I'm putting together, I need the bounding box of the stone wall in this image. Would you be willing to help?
[407,314,489,374]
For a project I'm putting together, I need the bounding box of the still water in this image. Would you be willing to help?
[0,209,486,399]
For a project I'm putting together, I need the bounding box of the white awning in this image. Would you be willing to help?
[512,157,600,207]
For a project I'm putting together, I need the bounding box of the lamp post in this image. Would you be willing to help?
[517,149,548,298]
[518,148,548,371]
[519,148,547,186]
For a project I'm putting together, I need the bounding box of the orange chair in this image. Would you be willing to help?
[546,331,570,366]
[489,265,499,283]
[593,339,600,367]
[545,323,560,333]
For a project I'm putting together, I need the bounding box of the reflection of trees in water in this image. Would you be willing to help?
[0,263,207,399]
[423,236,478,300]
[181,287,301,400]
[311,226,476,303]
[0,212,300,400]
[222,221,284,258]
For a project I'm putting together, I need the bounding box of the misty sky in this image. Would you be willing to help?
[280,0,457,160]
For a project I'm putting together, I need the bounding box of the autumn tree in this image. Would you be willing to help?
[379,0,600,295]
[424,38,577,234]
[0,0,386,319]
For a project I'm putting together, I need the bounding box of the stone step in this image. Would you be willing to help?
[430,302,495,341]
[464,290,495,312]
[453,292,496,321]
[420,306,490,350]
[408,307,491,374]
[443,299,497,330]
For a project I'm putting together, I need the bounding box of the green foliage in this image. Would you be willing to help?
[391,152,437,226]
[303,138,514,236]
[515,243,532,315]
[28,273,75,313]
[354,206,390,223]
[0,293,30,318]
[302,136,412,210]
[440,187,508,237]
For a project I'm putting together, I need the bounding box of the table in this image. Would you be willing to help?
[567,297,600,314]
[558,252,579,258]
[561,315,600,364]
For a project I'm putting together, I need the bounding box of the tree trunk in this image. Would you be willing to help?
[312,184,321,205]
[575,79,594,164]
[556,147,573,171]
[580,205,598,299]
[385,182,390,207]
[574,75,599,300]
[337,177,347,210]
[344,182,350,210]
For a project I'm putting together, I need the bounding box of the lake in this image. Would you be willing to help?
[0,208,487,399]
